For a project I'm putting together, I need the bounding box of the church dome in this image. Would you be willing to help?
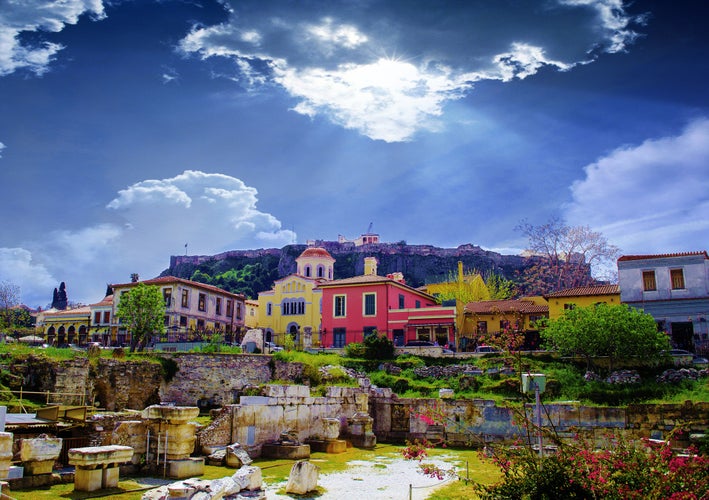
[299,247,334,260]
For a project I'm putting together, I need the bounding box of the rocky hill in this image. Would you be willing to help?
[161,242,534,299]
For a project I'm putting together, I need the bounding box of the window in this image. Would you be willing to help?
[304,265,311,277]
[643,270,657,291]
[180,316,187,327]
[216,298,222,315]
[333,327,346,348]
[670,269,685,289]
[164,315,170,326]
[267,302,272,316]
[181,290,189,307]
[415,300,421,309]
[317,265,325,278]
[334,295,346,317]
[163,288,172,307]
[363,293,376,316]
[398,294,405,309]
[226,299,233,317]
[416,327,431,341]
[363,326,377,338]
[94,312,101,324]
[103,311,110,323]
[564,303,576,310]
[198,293,206,312]
[477,321,487,334]
[197,319,205,331]
[236,303,242,319]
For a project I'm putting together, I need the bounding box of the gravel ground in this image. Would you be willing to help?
[264,456,455,500]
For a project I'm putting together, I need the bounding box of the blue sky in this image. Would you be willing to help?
[1,0,708,307]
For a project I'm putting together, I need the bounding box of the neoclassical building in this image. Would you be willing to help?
[257,247,334,346]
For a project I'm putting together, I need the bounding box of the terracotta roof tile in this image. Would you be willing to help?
[111,276,245,299]
[298,247,334,259]
[544,284,620,298]
[464,300,548,314]
[618,251,708,262]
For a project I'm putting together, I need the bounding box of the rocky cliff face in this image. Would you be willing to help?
[164,242,532,297]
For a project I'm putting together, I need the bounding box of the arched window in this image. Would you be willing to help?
[304,265,311,277]
[317,265,325,278]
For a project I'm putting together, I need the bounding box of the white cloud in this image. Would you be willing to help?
[0,141,5,157]
[0,170,295,307]
[278,58,471,142]
[305,18,368,50]
[0,0,105,76]
[559,0,642,53]
[565,118,709,254]
[179,1,640,142]
[0,248,56,307]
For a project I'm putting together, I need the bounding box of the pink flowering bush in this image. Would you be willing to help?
[476,430,709,499]
[403,401,709,499]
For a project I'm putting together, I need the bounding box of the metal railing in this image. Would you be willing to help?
[0,387,89,412]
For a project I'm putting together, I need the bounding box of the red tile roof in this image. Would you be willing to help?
[111,276,245,299]
[618,251,708,262]
[464,300,548,314]
[298,247,334,259]
[544,284,620,298]
[91,295,113,307]
[43,306,92,317]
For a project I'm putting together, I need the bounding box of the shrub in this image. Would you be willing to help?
[344,342,366,358]
[362,333,395,360]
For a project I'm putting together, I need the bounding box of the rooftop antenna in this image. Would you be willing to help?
[184,243,188,255]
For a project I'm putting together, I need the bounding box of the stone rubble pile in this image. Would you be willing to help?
[318,365,366,381]
[584,370,642,384]
[657,368,709,384]
[141,465,264,500]
[605,370,641,384]
[413,365,474,378]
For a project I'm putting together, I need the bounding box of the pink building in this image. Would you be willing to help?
[318,258,456,348]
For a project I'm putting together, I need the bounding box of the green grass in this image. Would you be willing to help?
[9,445,500,500]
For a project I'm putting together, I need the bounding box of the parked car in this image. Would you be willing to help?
[474,345,501,354]
[692,355,709,367]
[264,341,283,352]
[405,340,435,347]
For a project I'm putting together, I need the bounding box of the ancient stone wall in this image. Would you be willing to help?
[158,354,273,407]
[370,395,709,447]
[49,357,90,406]
[197,385,369,455]
[92,359,163,411]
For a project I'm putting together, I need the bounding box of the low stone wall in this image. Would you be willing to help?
[370,395,709,446]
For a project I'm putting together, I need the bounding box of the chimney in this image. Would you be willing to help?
[364,257,378,276]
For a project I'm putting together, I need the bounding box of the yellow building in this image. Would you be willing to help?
[257,247,334,347]
[461,299,549,351]
[245,299,259,328]
[544,284,620,320]
[37,306,91,346]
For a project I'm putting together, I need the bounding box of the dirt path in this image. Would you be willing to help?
[265,455,454,499]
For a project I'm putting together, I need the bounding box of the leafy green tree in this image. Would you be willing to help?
[115,283,166,352]
[541,303,669,371]
[484,272,517,300]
